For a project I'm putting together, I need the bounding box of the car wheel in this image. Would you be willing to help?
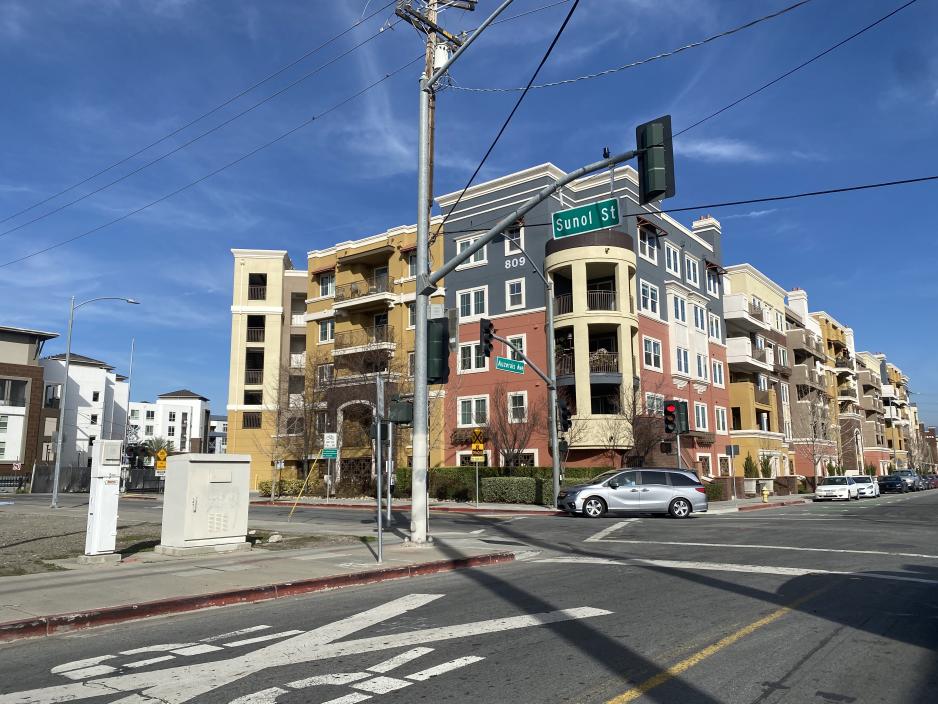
[582,497,607,519]
[669,497,692,519]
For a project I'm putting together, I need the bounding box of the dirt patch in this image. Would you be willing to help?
[246,531,373,551]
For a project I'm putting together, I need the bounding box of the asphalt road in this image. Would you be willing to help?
[2,491,937,703]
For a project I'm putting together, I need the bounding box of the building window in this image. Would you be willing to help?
[777,346,789,367]
[457,287,487,320]
[508,392,527,423]
[408,352,415,378]
[242,413,261,430]
[168,411,176,422]
[456,236,486,267]
[708,313,722,341]
[685,256,699,287]
[780,383,790,404]
[407,303,416,329]
[407,252,417,278]
[92,391,100,403]
[319,318,335,343]
[146,410,155,420]
[693,304,706,332]
[0,441,4,459]
[694,402,708,430]
[715,406,728,433]
[706,269,720,296]
[676,347,689,375]
[646,393,665,415]
[167,426,175,437]
[507,335,525,362]
[0,415,7,433]
[639,281,659,316]
[318,272,335,297]
[638,228,657,263]
[665,243,681,276]
[643,337,662,371]
[698,455,712,477]
[130,409,139,420]
[244,390,262,405]
[459,343,486,372]
[673,295,686,323]
[757,374,769,391]
[503,451,536,468]
[90,414,98,426]
[712,360,725,387]
[458,396,488,427]
[145,425,154,435]
[317,364,334,386]
[504,224,523,255]
[506,279,525,310]
[696,354,708,380]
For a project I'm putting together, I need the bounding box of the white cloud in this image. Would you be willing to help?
[0,2,27,38]
[722,208,778,220]
[676,137,771,163]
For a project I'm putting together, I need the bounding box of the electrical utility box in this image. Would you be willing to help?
[156,454,251,556]
[85,440,123,556]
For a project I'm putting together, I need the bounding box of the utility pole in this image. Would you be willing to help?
[120,337,135,493]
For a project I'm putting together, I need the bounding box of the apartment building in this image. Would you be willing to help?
[39,353,129,468]
[882,360,912,468]
[855,351,890,473]
[0,325,58,474]
[208,415,227,454]
[437,163,729,471]
[129,390,211,453]
[722,265,792,477]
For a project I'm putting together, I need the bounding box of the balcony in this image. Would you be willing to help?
[290,352,306,369]
[244,370,263,385]
[861,395,884,414]
[754,388,771,406]
[333,324,396,355]
[684,430,715,445]
[333,275,394,310]
[786,329,826,360]
[554,294,573,315]
[773,356,792,376]
[554,351,620,382]
[724,294,769,332]
[837,384,858,401]
[290,313,306,326]
[833,356,856,374]
[588,351,619,373]
[247,286,266,301]
[586,289,617,312]
[727,337,773,372]
[246,327,265,342]
[792,364,824,389]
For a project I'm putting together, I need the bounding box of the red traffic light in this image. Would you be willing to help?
[665,404,677,413]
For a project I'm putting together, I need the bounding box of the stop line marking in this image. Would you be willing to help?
[585,520,637,543]
[591,538,938,560]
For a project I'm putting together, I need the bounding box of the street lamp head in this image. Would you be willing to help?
[126,299,140,305]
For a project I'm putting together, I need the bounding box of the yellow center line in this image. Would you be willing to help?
[606,585,830,704]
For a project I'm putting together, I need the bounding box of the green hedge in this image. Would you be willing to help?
[704,482,724,501]
[480,477,542,504]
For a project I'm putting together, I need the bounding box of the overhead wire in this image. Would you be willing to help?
[450,0,815,93]
[0,1,398,227]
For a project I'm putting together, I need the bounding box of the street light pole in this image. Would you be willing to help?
[50,296,139,509]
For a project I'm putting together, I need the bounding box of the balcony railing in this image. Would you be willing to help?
[556,353,574,376]
[834,356,855,371]
[554,294,573,315]
[586,290,617,311]
[752,347,767,363]
[588,351,619,373]
[290,352,306,368]
[793,364,823,388]
[838,385,857,398]
[334,324,396,351]
[290,313,306,326]
[334,275,390,303]
[748,302,764,318]
[244,370,263,385]
[247,286,266,301]
[754,388,771,406]
[246,327,265,342]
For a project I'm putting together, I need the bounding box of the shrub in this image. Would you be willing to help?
[391,466,610,501]
[704,482,724,501]
[865,464,877,476]
[480,476,540,504]
[743,453,759,479]
[258,478,322,497]
[759,455,773,479]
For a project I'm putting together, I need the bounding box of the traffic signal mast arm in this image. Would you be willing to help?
[492,332,554,389]
[424,147,638,293]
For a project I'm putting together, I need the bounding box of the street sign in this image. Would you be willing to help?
[323,433,338,450]
[495,356,525,374]
[322,448,338,460]
[552,198,620,239]
[725,444,740,457]
[274,459,285,470]
[470,427,484,444]
[156,448,168,462]
[470,454,485,464]
[471,441,485,453]
[155,459,167,473]
[12,462,21,472]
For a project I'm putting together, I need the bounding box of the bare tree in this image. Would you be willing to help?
[485,384,548,469]
[907,425,928,472]
[792,386,836,476]
[623,380,669,467]
[596,413,629,468]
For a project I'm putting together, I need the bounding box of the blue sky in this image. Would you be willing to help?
[1,0,936,423]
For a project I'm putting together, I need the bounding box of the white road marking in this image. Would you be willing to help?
[120,644,194,655]
[594,538,938,560]
[172,644,223,656]
[287,673,369,688]
[584,520,635,543]
[202,625,270,642]
[223,630,304,647]
[352,675,412,694]
[52,656,116,674]
[367,647,434,673]
[406,656,486,681]
[58,666,117,680]
[125,656,175,669]
[321,695,371,704]
[228,687,287,703]
[3,597,608,704]
[536,556,938,585]
[469,529,485,535]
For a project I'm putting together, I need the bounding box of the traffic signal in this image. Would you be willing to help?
[388,397,414,424]
[635,115,675,205]
[664,400,677,434]
[480,318,495,359]
[427,318,450,384]
[558,398,572,432]
[675,400,689,434]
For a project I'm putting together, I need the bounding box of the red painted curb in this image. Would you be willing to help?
[251,501,563,516]
[0,552,516,643]
[738,499,809,512]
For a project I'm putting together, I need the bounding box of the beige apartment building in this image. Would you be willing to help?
[883,361,912,469]
[855,351,890,473]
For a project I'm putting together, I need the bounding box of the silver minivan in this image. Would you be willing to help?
[558,468,708,519]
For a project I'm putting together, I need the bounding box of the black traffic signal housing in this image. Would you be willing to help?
[558,398,572,432]
[664,400,678,434]
[388,396,414,424]
[427,318,450,385]
[636,115,675,205]
[480,318,495,359]
[675,400,689,434]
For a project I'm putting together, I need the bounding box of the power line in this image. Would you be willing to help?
[0,55,424,270]
[442,174,938,234]
[674,0,919,137]
[451,0,815,93]
[0,1,398,228]
[0,19,402,241]
[433,0,582,239]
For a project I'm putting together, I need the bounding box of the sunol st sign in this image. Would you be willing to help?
[552,198,620,239]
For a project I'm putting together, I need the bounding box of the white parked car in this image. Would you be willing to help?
[813,476,859,501]
[850,475,880,498]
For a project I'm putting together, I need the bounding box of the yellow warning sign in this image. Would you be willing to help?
[156,448,168,462]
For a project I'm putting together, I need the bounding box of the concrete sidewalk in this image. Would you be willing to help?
[706,495,812,514]
[0,536,518,642]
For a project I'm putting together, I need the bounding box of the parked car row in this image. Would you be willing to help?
[814,472,938,500]
[886,469,938,492]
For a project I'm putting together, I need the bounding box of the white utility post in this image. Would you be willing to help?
[81,439,123,564]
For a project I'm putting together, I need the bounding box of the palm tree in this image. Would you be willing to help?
[144,437,175,458]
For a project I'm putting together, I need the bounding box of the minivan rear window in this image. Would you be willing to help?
[640,471,669,486]
[669,473,700,487]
